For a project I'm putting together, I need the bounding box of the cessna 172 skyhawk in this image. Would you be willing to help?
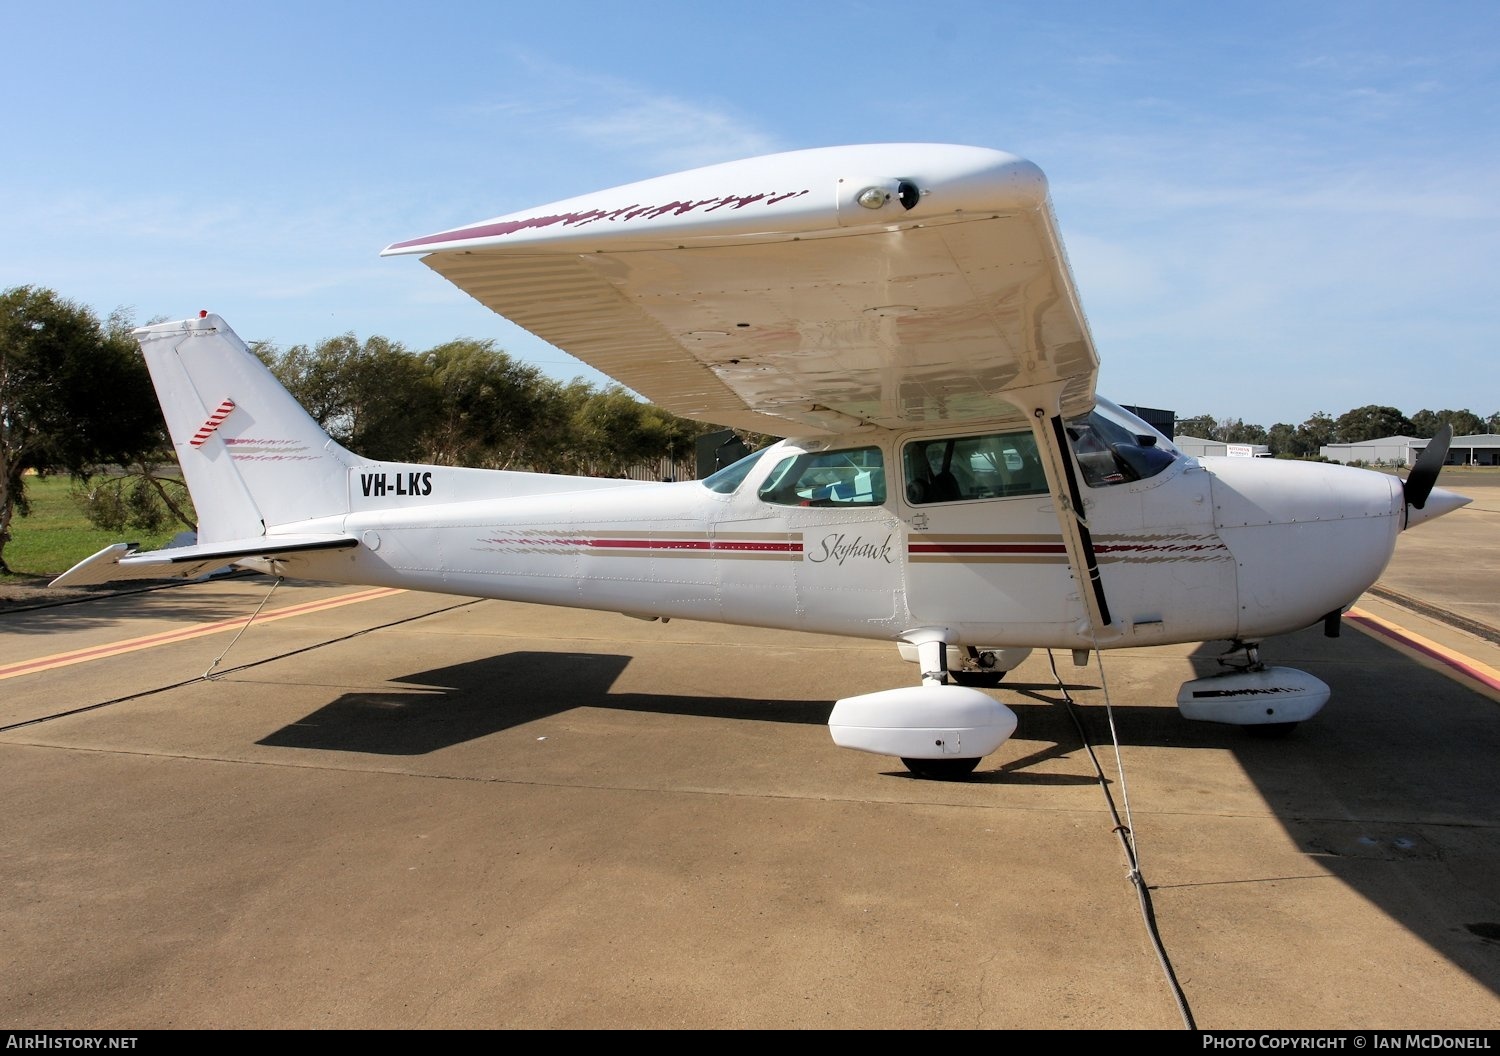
[55,143,1470,778]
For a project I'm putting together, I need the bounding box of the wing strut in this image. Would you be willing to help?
[1011,384,1118,641]
[1044,413,1112,627]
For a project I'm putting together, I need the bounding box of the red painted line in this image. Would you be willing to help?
[1094,543,1228,553]
[1346,606,1500,698]
[0,587,404,681]
[909,543,1065,554]
[589,539,710,550]
[705,541,802,552]
[493,537,589,548]
[587,539,801,552]
[385,190,812,250]
[488,537,802,554]
[484,534,803,555]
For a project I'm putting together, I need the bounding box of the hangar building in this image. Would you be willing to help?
[1174,436,1270,458]
[1322,434,1500,467]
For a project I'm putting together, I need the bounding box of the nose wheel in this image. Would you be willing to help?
[1218,641,1299,736]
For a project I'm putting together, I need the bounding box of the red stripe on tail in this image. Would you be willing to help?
[190,398,236,447]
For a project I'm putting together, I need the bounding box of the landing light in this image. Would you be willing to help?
[856,187,889,209]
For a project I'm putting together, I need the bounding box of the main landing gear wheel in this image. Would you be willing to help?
[901,757,983,780]
[950,670,1006,688]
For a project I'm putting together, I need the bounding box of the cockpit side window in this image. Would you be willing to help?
[758,446,886,507]
[902,430,1048,504]
[1066,399,1181,488]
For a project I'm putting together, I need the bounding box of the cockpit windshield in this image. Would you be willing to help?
[1065,398,1182,488]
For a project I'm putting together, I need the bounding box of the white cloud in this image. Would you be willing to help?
[467,52,783,173]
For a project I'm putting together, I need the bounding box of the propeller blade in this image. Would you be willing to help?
[1404,424,1452,511]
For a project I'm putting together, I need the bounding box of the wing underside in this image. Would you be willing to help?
[387,144,1099,437]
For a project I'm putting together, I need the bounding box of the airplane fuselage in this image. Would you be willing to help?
[268,420,1410,653]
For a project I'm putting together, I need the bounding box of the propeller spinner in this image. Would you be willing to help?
[1401,424,1472,530]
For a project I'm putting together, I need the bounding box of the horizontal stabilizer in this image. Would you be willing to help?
[50,535,357,587]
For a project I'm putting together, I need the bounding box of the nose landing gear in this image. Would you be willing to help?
[1176,638,1329,735]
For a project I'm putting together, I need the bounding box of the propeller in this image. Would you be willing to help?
[1404,424,1452,512]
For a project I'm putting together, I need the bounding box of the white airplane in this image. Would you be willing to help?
[55,143,1471,779]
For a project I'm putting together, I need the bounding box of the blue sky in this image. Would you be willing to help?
[3,1,1495,428]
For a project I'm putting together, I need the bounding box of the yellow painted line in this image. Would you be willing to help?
[0,587,406,681]
[1346,605,1500,701]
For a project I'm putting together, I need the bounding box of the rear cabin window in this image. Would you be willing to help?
[903,432,1048,504]
[758,447,886,507]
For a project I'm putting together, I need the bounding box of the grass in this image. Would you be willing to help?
[1421,464,1500,481]
[1,474,189,579]
[1366,464,1500,490]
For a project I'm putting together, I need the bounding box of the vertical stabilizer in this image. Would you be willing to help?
[136,314,364,542]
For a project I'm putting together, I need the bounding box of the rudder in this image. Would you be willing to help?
[136,314,364,543]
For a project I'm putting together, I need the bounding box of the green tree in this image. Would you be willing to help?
[1220,419,1267,445]
[420,338,555,469]
[1409,408,1484,439]
[522,378,592,473]
[259,333,438,462]
[1266,422,1302,457]
[0,287,163,572]
[1296,411,1336,454]
[1449,410,1486,437]
[564,386,709,478]
[1333,405,1414,444]
[1174,414,1218,440]
[639,403,712,480]
[1408,409,1438,438]
[73,309,193,536]
[571,386,659,476]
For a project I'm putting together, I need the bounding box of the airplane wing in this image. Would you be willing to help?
[382,144,1098,438]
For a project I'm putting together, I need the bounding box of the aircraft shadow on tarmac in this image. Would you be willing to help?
[252,646,1138,762]
[253,623,1500,1000]
[958,624,1500,995]
[1195,623,1500,998]
[250,622,1499,778]
[252,648,1110,784]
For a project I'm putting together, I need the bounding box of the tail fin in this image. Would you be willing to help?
[136,314,365,542]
